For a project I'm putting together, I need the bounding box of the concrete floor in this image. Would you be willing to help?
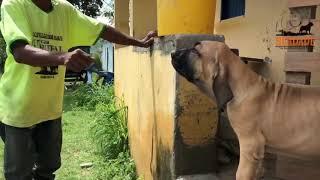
[216,155,320,180]
[276,156,320,180]
[178,154,320,180]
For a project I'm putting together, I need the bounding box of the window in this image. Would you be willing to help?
[221,0,245,20]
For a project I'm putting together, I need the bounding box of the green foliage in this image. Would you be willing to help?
[92,100,129,159]
[67,0,103,17]
[101,0,114,23]
[95,152,139,180]
[67,0,114,20]
[70,84,113,111]
[69,84,139,180]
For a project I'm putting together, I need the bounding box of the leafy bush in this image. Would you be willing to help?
[95,152,139,180]
[92,100,129,159]
[69,84,139,180]
[70,84,114,110]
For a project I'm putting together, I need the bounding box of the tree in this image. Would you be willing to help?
[101,0,114,22]
[67,0,114,20]
[67,0,104,18]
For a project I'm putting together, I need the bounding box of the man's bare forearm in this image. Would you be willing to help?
[13,43,65,67]
[101,26,143,46]
[12,42,94,72]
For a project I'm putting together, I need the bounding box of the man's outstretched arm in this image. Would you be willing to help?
[10,23,157,72]
[101,26,157,48]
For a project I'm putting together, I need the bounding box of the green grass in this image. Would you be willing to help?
[68,85,138,180]
[0,86,138,180]
[57,110,100,179]
[0,106,108,180]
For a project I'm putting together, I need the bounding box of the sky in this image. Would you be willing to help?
[97,0,114,25]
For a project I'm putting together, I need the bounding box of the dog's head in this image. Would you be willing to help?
[171,41,234,107]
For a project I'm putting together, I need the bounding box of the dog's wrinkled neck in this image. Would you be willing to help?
[211,49,234,111]
[212,70,234,111]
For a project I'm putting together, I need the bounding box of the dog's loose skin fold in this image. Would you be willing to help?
[172,41,320,180]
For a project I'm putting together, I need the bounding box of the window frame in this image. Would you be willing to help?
[220,0,246,21]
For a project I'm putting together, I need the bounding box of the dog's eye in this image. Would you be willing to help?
[191,48,201,57]
[194,42,201,47]
[193,76,201,81]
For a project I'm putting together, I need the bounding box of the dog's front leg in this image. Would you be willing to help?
[236,137,265,180]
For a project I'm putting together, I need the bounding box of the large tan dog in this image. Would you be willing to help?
[171,41,320,180]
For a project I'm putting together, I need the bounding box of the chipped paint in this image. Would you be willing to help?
[176,76,218,146]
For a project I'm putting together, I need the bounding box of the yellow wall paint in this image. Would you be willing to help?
[115,0,130,49]
[115,47,175,179]
[131,0,157,39]
[115,0,130,35]
[215,1,320,84]
[115,45,219,179]
[157,0,216,35]
[215,0,288,82]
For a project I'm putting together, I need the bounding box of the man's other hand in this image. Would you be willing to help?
[60,49,93,72]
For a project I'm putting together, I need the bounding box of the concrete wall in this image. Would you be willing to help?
[115,0,157,40]
[130,0,157,39]
[115,0,130,35]
[215,0,288,82]
[115,0,129,49]
[215,0,320,84]
[115,46,175,180]
[114,35,224,179]
[115,6,222,179]
[174,75,218,176]
[157,0,216,35]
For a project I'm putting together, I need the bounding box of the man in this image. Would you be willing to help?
[0,0,157,179]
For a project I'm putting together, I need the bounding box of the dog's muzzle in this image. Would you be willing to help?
[171,49,190,70]
[171,49,195,82]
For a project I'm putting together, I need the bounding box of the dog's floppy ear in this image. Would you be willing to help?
[211,51,220,79]
[212,51,233,109]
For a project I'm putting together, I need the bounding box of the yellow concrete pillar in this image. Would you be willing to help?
[115,0,130,35]
[131,0,157,39]
[157,0,216,35]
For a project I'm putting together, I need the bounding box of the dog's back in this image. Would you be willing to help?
[262,83,320,159]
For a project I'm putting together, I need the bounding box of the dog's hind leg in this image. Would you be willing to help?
[236,135,266,180]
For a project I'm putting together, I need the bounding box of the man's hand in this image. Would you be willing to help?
[12,43,94,70]
[101,27,158,48]
[138,31,158,48]
[59,49,94,72]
